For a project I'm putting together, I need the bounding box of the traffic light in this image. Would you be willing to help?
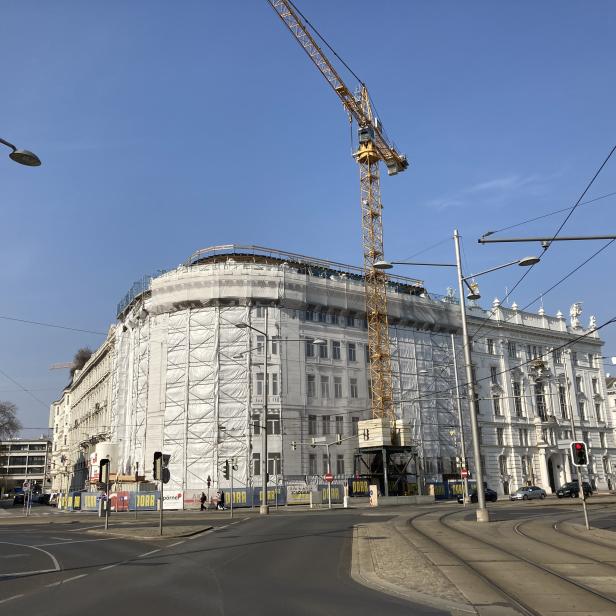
[162,454,171,468]
[153,451,163,480]
[223,459,230,480]
[362,429,370,441]
[291,441,297,451]
[571,441,588,466]
[207,475,211,489]
[100,458,110,484]
[335,433,342,445]
[310,438,317,448]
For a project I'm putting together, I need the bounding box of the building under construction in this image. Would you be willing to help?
[50,244,616,503]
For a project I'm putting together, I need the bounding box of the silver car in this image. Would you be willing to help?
[510,486,546,501]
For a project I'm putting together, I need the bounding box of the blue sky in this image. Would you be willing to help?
[2,1,615,435]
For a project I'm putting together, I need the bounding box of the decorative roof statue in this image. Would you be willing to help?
[569,302,583,329]
[589,315,597,330]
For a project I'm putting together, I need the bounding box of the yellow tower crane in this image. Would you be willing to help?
[268,1,409,422]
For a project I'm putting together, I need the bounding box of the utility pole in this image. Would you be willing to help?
[454,229,489,522]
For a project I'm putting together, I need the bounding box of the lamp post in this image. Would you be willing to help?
[0,137,41,166]
[375,229,540,522]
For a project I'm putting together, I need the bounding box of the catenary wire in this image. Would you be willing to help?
[0,314,106,336]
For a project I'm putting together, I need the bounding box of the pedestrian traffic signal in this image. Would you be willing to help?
[153,451,163,480]
[162,454,171,468]
[310,438,317,448]
[223,459,230,480]
[100,458,110,484]
[291,441,297,451]
[570,441,588,466]
[207,475,211,488]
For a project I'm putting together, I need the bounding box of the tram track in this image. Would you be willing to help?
[406,506,616,616]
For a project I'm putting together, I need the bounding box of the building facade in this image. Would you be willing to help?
[50,245,616,499]
[0,438,52,495]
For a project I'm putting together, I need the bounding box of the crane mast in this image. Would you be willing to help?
[268,0,408,422]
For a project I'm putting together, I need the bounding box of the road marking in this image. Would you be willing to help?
[168,541,185,547]
[62,574,87,584]
[0,553,29,559]
[36,538,117,547]
[138,549,160,558]
[50,537,72,541]
[45,581,63,587]
[0,594,24,604]
[99,564,118,571]
[0,541,60,576]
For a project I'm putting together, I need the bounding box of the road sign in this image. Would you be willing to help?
[461,468,468,479]
[324,472,334,483]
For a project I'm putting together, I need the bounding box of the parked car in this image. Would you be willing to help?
[510,486,546,501]
[13,493,25,506]
[37,493,51,505]
[556,481,593,498]
[458,488,498,503]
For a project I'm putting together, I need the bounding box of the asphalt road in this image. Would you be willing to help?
[0,509,446,615]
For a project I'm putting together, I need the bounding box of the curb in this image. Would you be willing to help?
[86,525,213,541]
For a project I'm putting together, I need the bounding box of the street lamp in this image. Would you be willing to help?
[375,229,541,522]
[0,137,41,166]
[235,321,325,514]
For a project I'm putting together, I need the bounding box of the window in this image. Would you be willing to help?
[256,306,266,318]
[332,341,341,360]
[307,374,316,398]
[582,431,589,446]
[318,311,327,323]
[450,457,459,473]
[588,354,595,368]
[519,428,529,447]
[346,314,355,327]
[252,453,261,476]
[572,352,578,365]
[559,385,568,419]
[350,378,358,399]
[271,336,279,355]
[252,412,261,435]
[348,343,357,362]
[318,341,328,359]
[267,412,281,435]
[308,415,317,436]
[535,383,547,421]
[552,348,563,365]
[497,428,504,446]
[335,415,344,435]
[490,366,498,385]
[513,381,523,417]
[592,378,598,395]
[352,417,359,436]
[308,454,317,475]
[600,432,607,448]
[271,373,279,396]
[508,341,517,359]
[322,454,329,474]
[305,339,315,358]
[365,344,370,363]
[579,401,586,421]
[521,455,530,476]
[493,395,502,416]
[256,335,265,355]
[436,458,444,474]
[267,453,281,476]
[595,403,603,422]
[336,454,345,475]
[499,455,508,475]
[487,339,495,355]
[334,377,342,399]
[320,375,330,398]
[306,309,314,322]
[478,427,483,443]
[322,415,331,435]
[256,373,264,396]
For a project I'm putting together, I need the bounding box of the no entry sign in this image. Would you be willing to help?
[324,472,334,483]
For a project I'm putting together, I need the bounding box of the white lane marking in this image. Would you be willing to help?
[168,541,185,547]
[62,574,87,584]
[137,549,160,558]
[45,581,63,587]
[0,554,29,559]
[50,537,72,541]
[35,538,117,547]
[0,594,24,604]
[99,564,118,571]
[0,541,60,577]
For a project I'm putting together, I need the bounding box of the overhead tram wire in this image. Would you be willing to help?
[471,144,616,341]
[483,190,616,238]
[0,367,49,408]
[0,314,106,336]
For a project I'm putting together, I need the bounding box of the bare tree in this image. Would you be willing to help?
[0,401,22,439]
[70,347,93,378]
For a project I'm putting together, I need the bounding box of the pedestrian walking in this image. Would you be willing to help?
[200,491,207,511]
[219,489,225,510]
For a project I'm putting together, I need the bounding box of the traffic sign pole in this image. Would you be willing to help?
[326,444,332,510]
